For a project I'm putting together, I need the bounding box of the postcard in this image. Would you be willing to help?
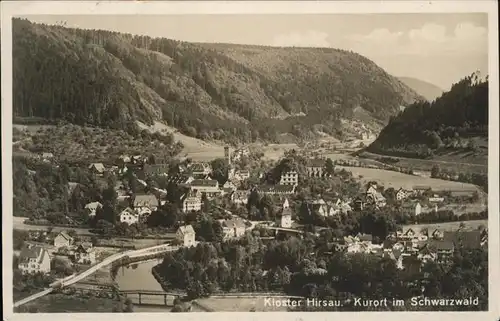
[1,1,498,321]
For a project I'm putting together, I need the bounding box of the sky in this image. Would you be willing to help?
[23,13,489,90]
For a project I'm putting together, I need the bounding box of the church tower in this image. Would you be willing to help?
[224,146,231,166]
[224,146,235,179]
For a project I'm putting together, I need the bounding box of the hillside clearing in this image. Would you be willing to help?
[401,219,488,234]
[336,166,482,191]
[359,151,487,174]
[136,121,225,161]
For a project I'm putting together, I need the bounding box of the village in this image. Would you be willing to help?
[14,145,488,283]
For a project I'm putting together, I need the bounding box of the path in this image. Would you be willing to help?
[14,243,179,308]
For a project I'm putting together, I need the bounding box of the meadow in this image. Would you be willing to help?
[401,219,487,234]
[336,166,481,191]
[359,151,488,175]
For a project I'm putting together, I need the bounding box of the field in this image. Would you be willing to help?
[14,293,118,313]
[401,219,487,234]
[439,203,487,215]
[137,121,225,162]
[336,166,482,192]
[13,217,94,235]
[359,151,488,175]
[193,297,290,312]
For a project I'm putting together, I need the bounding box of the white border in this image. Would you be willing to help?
[1,1,499,321]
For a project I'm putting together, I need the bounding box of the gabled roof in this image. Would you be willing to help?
[190,179,218,187]
[307,159,325,168]
[57,231,73,241]
[19,246,46,263]
[167,174,192,184]
[277,207,293,218]
[233,190,250,198]
[190,162,211,172]
[404,228,416,235]
[76,242,94,253]
[223,218,246,229]
[89,163,105,172]
[85,201,102,209]
[120,207,136,215]
[178,225,195,235]
[133,194,159,208]
[183,196,202,203]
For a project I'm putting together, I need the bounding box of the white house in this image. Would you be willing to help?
[119,207,139,225]
[88,163,106,176]
[234,170,250,181]
[182,196,203,213]
[85,201,103,217]
[306,159,326,178]
[53,232,73,248]
[119,154,131,164]
[231,190,250,205]
[18,245,51,274]
[309,199,335,217]
[366,185,387,208]
[74,242,96,265]
[133,194,159,216]
[402,202,422,216]
[221,219,247,240]
[279,171,299,186]
[42,152,54,159]
[189,179,221,198]
[428,194,445,203]
[222,180,237,195]
[176,225,196,247]
[190,162,212,177]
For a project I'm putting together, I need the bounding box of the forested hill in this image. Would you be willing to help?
[13,18,422,144]
[367,73,488,159]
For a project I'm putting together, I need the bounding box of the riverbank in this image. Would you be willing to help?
[14,293,119,313]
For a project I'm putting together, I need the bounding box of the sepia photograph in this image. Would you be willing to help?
[1,1,499,320]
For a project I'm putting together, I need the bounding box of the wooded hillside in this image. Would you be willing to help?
[367,73,488,159]
[13,18,422,144]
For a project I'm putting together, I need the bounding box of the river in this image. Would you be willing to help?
[114,259,173,312]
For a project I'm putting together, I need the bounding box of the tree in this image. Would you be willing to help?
[51,257,74,276]
[431,165,441,178]
[210,158,229,185]
[123,298,134,312]
[325,158,335,176]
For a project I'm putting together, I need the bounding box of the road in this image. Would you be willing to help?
[13,244,178,308]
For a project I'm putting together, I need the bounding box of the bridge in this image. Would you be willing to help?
[120,290,184,306]
[14,243,179,308]
[117,290,304,306]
